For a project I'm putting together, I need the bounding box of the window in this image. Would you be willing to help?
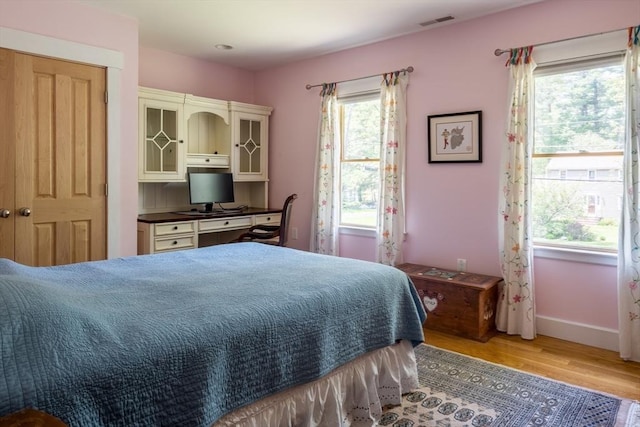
[338,92,381,228]
[531,57,624,252]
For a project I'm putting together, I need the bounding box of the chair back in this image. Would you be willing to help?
[278,194,298,246]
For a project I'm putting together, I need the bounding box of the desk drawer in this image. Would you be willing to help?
[186,154,230,168]
[155,221,196,236]
[154,235,197,252]
[255,213,281,225]
[199,216,252,232]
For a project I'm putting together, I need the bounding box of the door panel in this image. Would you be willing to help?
[13,52,107,266]
[0,48,16,259]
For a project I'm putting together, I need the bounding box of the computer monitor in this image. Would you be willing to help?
[188,172,235,213]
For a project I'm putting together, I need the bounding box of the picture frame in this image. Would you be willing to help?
[427,111,482,163]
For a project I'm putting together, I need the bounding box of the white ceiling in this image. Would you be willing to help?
[76,0,544,71]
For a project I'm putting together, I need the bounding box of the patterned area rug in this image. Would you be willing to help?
[379,344,640,427]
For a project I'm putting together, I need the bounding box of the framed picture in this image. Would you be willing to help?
[427,111,482,163]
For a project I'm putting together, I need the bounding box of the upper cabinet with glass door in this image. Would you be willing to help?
[138,89,273,185]
[138,88,185,182]
[229,102,272,181]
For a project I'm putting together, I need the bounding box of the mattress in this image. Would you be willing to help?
[0,243,426,426]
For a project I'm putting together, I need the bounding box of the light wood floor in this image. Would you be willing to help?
[424,329,640,401]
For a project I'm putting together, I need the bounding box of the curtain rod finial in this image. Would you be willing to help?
[305,84,312,90]
[406,66,414,72]
[494,48,506,56]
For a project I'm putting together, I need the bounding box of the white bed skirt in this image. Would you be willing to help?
[214,340,419,427]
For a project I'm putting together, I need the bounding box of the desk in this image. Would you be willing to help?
[137,208,282,255]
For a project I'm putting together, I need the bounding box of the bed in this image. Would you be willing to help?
[0,242,426,426]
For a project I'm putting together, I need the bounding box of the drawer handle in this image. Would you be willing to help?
[224,221,229,225]
[205,158,210,162]
[173,226,178,230]
[172,241,178,245]
[267,217,271,221]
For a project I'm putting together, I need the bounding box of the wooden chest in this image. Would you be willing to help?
[397,263,502,342]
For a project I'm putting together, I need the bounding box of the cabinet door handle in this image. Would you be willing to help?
[19,207,31,217]
[179,140,184,143]
[0,209,10,218]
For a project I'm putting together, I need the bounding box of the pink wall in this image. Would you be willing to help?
[254,0,639,332]
[139,47,255,103]
[0,0,139,257]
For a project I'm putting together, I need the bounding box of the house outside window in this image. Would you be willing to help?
[531,57,624,252]
[337,92,381,228]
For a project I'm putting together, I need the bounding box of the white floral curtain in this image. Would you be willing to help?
[377,72,408,265]
[619,26,640,362]
[310,83,340,255]
[497,47,536,340]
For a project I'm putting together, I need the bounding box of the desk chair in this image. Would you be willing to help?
[236,194,297,246]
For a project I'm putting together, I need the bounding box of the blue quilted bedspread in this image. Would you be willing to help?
[0,243,425,426]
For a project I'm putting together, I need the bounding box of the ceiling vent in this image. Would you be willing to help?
[419,16,455,27]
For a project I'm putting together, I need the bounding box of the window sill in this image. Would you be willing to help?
[533,245,617,266]
[339,226,376,238]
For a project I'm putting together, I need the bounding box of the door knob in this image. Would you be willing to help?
[19,207,31,217]
[0,209,10,218]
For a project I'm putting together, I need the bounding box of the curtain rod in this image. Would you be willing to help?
[493,27,627,56]
[305,66,414,90]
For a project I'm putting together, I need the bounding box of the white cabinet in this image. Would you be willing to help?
[229,102,272,182]
[138,88,273,211]
[138,88,186,182]
[184,94,231,169]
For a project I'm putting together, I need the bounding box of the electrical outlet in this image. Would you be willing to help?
[291,227,298,240]
[457,258,467,272]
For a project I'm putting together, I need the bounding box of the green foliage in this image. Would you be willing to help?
[540,220,595,242]
[532,180,583,227]
[342,99,380,159]
[565,221,596,241]
[534,64,624,153]
[598,217,618,226]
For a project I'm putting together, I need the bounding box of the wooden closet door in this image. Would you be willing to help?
[0,49,16,260]
[12,52,107,266]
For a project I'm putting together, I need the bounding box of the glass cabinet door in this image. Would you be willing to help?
[232,111,268,181]
[145,107,178,172]
[139,98,184,182]
[237,118,262,174]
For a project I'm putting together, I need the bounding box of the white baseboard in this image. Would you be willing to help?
[536,315,619,352]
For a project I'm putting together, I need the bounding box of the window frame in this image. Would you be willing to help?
[335,84,381,231]
[531,54,624,261]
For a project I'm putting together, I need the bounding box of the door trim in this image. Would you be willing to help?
[0,26,123,259]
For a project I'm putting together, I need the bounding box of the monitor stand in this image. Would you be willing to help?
[199,203,224,214]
